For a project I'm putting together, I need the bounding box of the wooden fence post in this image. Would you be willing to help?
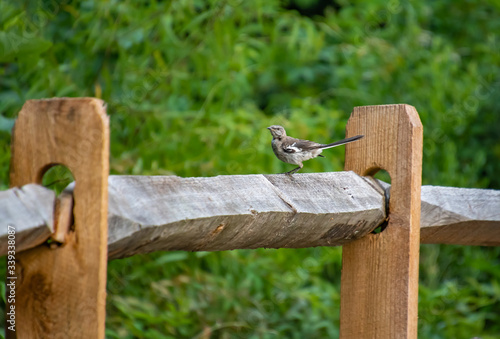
[340,105,423,338]
[7,98,109,338]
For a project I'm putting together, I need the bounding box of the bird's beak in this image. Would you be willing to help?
[267,127,271,130]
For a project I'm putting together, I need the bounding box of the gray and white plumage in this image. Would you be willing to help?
[267,125,363,174]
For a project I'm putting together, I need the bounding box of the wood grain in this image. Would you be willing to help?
[8,98,109,339]
[420,185,500,246]
[107,172,385,259]
[1,178,499,257]
[51,190,74,244]
[340,104,423,339]
[0,184,54,254]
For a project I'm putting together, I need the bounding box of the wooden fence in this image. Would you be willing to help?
[2,98,499,338]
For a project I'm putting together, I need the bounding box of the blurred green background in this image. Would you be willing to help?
[1,0,500,338]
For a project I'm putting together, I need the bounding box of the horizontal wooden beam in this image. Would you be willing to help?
[420,185,500,246]
[107,172,385,259]
[0,184,55,254]
[1,173,499,258]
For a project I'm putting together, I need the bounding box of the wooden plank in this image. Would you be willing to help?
[340,104,423,339]
[1,179,499,257]
[107,172,385,259]
[7,98,109,339]
[51,190,74,244]
[0,184,54,254]
[420,186,500,246]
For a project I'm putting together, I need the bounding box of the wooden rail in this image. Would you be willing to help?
[420,185,500,246]
[2,175,499,258]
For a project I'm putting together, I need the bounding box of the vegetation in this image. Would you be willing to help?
[1,0,499,338]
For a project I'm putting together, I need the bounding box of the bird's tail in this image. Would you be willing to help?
[318,135,364,150]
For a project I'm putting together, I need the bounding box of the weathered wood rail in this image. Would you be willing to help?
[2,174,499,259]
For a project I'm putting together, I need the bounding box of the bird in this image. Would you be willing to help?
[267,125,364,175]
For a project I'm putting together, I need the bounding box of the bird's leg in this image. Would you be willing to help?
[285,163,303,175]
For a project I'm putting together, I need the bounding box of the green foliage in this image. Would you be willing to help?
[41,165,74,194]
[0,0,499,338]
[106,248,343,338]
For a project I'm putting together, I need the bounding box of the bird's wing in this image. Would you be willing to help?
[282,138,321,153]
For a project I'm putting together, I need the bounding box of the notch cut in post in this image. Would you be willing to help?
[340,104,423,339]
[7,98,109,339]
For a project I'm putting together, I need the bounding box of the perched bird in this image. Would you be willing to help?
[267,125,363,174]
